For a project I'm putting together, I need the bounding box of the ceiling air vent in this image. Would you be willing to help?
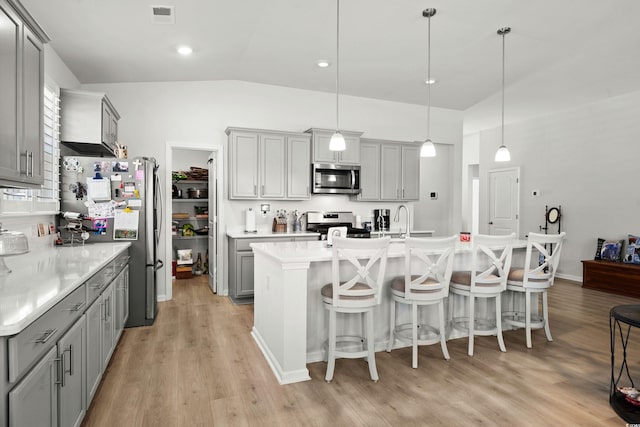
[151,5,175,24]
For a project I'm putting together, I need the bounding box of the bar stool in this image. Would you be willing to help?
[321,236,390,383]
[503,232,566,348]
[449,233,514,356]
[387,235,457,368]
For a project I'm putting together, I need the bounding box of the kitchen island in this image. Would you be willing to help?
[250,239,526,384]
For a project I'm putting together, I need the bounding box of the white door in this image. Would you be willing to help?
[488,167,519,236]
[208,153,217,293]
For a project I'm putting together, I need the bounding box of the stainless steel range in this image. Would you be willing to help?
[305,211,370,239]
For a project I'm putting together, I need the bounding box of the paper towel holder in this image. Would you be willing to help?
[245,208,257,233]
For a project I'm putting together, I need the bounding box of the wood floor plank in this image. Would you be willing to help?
[82,277,639,426]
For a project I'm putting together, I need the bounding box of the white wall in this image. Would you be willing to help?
[81,80,464,298]
[477,89,640,280]
[44,45,80,90]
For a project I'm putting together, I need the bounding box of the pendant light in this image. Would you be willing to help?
[420,8,436,158]
[329,0,345,151]
[494,27,511,162]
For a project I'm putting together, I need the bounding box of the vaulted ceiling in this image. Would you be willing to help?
[23,0,640,132]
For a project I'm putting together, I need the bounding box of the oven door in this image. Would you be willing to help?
[312,163,361,194]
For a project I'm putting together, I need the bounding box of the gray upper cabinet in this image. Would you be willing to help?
[227,127,311,200]
[59,89,120,157]
[260,134,286,199]
[307,128,362,165]
[357,140,381,201]
[287,135,311,199]
[358,139,420,202]
[0,0,47,188]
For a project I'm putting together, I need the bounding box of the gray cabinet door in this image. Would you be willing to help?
[0,1,20,182]
[9,346,58,427]
[312,131,336,164]
[338,134,360,165]
[401,145,420,200]
[58,316,86,427]
[358,141,380,201]
[229,131,259,198]
[260,134,286,198]
[287,136,311,199]
[115,265,129,340]
[236,252,255,297]
[85,297,102,404]
[21,24,44,185]
[101,283,115,368]
[380,144,401,200]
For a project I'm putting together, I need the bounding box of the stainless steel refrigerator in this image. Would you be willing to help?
[60,156,164,327]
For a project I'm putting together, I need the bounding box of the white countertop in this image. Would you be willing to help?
[226,229,320,239]
[0,242,131,336]
[251,239,527,264]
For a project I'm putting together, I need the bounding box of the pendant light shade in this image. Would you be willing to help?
[495,26,511,162]
[329,131,346,151]
[421,139,436,157]
[421,8,436,158]
[329,0,345,152]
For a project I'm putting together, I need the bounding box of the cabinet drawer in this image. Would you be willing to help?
[113,251,130,273]
[86,261,116,305]
[8,284,87,383]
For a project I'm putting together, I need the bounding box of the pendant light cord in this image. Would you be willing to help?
[501,30,505,147]
[335,0,340,133]
[426,12,431,140]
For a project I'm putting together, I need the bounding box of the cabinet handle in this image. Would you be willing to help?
[261,184,265,195]
[55,354,65,387]
[65,302,85,312]
[254,184,257,195]
[33,328,57,344]
[29,152,34,177]
[402,189,405,199]
[66,344,74,377]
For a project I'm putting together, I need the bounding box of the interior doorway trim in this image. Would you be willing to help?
[165,140,225,301]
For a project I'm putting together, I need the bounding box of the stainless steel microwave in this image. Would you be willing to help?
[312,163,361,195]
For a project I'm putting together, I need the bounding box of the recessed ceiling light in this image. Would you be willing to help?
[316,60,331,68]
[177,45,192,55]
[425,79,436,85]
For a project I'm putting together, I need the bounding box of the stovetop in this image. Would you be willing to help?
[305,211,370,239]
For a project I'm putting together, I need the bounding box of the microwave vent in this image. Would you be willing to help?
[151,6,175,24]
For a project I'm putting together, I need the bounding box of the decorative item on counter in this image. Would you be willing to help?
[273,209,287,232]
[292,210,302,232]
[0,223,29,275]
[459,232,471,243]
[245,208,257,232]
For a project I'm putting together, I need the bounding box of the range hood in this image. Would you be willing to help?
[60,140,116,157]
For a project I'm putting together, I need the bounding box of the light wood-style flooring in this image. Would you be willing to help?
[82,276,640,426]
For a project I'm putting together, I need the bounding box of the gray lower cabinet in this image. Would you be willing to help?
[86,280,116,405]
[8,346,58,427]
[1,250,130,427]
[228,235,319,302]
[57,316,86,427]
[115,265,129,342]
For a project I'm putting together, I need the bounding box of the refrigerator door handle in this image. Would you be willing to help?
[155,165,163,245]
[154,260,164,271]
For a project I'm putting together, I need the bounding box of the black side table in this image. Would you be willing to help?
[610,304,640,422]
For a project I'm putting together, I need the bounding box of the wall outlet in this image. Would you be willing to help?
[532,189,540,197]
[430,192,438,200]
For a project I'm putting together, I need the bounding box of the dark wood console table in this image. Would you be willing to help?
[582,260,640,299]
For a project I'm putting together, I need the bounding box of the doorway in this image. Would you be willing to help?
[165,141,224,301]
[487,167,520,236]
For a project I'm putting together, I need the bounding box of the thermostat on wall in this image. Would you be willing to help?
[430,192,438,200]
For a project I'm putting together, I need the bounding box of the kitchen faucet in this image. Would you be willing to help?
[394,204,410,237]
